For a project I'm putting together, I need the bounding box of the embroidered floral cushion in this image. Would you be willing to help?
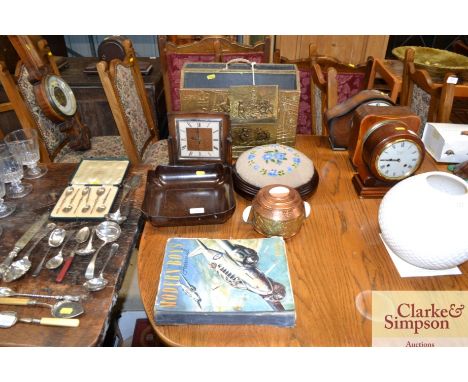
[235,144,315,188]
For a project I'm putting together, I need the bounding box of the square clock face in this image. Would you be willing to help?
[168,113,230,164]
[177,119,221,159]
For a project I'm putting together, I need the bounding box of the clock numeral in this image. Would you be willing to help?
[411,158,417,161]
[208,152,212,156]
[181,145,186,150]
[213,130,219,134]
[213,146,219,150]
[213,138,219,142]
[197,122,201,128]
[181,138,186,141]
[189,152,193,156]
[400,142,405,148]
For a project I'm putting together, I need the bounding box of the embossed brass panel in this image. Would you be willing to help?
[180,62,300,158]
[229,85,278,123]
[231,123,277,147]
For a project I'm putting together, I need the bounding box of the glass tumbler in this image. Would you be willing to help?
[4,128,47,179]
[0,148,33,199]
[0,179,16,218]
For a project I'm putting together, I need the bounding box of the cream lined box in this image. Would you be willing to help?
[50,159,129,220]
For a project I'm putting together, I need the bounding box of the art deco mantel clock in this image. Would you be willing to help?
[348,105,425,198]
[168,112,231,165]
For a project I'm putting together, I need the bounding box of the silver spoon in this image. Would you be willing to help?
[0,297,84,318]
[31,227,66,277]
[55,227,90,283]
[105,175,141,223]
[90,187,106,214]
[56,186,74,212]
[83,243,119,292]
[63,188,80,213]
[0,311,80,328]
[73,187,90,214]
[96,187,112,213]
[2,223,56,283]
[0,287,84,302]
[84,221,121,280]
[75,226,96,255]
[81,186,92,213]
[46,230,75,270]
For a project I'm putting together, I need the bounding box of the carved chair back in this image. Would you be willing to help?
[400,48,457,127]
[310,53,374,135]
[97,39,159,165]
[158,35,272,112]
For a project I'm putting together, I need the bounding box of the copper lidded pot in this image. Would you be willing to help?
[242,184,311,239]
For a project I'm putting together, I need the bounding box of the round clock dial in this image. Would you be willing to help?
[362,121,425,182]
[44,75,77,117]
[34,74,77,122]
[375,139,423,180]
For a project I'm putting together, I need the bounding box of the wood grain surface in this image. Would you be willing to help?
[0,163,149,346]
[138,135,468,346]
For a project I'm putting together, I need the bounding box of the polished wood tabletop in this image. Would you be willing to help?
[0,163,149,346]
[138,135,468,346]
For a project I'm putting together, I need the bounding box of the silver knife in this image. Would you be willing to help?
[0,213,49,277]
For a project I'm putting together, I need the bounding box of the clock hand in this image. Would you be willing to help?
[380,159,401,162]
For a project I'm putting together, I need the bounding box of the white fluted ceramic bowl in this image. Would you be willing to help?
[379,171,468,270]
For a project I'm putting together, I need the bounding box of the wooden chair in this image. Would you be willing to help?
[97,38,168,166]
[310,53,374,135]
[399,48,458,126]
[366,58,401,103]
[158,35,273,112]
[0,36,136,164]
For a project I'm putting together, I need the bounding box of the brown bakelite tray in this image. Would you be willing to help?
[142,164,236,227]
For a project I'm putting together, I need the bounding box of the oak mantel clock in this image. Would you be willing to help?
[168,112,231,165]
[348,105,425,198]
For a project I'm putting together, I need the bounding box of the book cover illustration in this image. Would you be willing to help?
[154,237,296,327]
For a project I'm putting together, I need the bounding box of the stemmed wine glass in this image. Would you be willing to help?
[0,144,33,199]
[4,128,47,179]
[0,179,15,218]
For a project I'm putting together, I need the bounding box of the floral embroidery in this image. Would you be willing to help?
[244,144,302,177]
[262,149,287,165]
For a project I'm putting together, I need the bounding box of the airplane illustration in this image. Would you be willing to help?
[188,239,286,312]
[179,274,202,310]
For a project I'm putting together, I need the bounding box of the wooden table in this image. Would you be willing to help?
[0,163,148,346]
[138,135,468,346]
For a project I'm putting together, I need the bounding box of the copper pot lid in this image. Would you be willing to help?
[255,184,303,211]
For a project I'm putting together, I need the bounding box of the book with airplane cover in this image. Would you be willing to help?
[153,237,296,327]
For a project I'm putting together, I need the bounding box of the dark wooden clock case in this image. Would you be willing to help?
[167,112,232,165]
[348,105,422,198]
[143,112,236,227]
[325,90,394,150]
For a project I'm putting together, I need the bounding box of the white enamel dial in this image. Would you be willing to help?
[45,75,77,116]
[177,119,221,159]
[376,139,423,180]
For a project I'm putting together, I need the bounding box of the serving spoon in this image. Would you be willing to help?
[0,287,84,302]
[83,243,119,292]
[32,227,66,277]
[2,223,56,282]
